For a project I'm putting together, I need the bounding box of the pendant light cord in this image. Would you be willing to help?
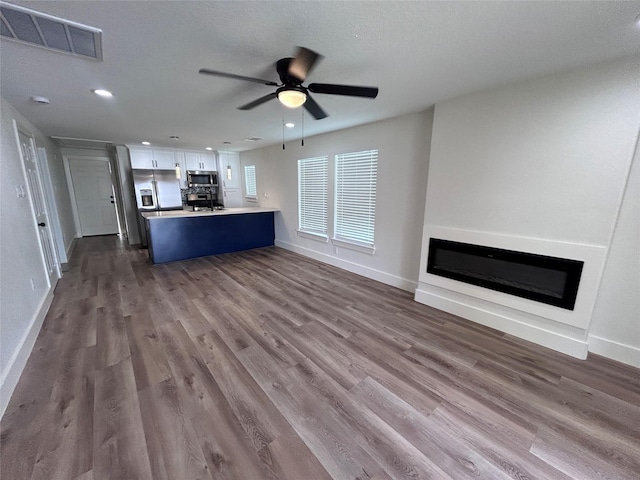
[301,108,304,147]
[281,104,286,150]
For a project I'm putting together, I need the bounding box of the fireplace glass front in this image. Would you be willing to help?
[426,238,583,310]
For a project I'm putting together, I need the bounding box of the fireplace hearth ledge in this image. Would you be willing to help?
[415,284,589,359]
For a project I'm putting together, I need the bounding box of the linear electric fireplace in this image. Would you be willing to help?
[427,238,584,310]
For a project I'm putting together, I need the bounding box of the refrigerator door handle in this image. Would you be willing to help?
[152,179,159,210]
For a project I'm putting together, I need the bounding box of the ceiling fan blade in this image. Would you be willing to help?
[288,47,323,83]
[308,83,378,98]
[199,68,278,86]
[304,94,328,120]
[238,92,278,110]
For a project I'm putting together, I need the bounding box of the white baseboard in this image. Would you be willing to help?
[0,289,54,417]
[415,287,589,359]
[588,335,640,368]
[66,236,77,259]
[275,239,417,292]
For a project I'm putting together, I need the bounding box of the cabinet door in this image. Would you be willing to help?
[222,186,243,207]
[129,148,154,169]
[184,152,201,170]
[200,154,217,171]
[153,150,176,170]
[219,152,241,189]
[174,152,189,188]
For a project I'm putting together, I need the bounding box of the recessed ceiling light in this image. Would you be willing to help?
[141,141,150,145]
[31,96,50,105]
[285,122,295,128]
[92,89,113,97]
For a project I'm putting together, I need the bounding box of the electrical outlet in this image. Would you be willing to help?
[15,185,22,198]
[263,192,269,199]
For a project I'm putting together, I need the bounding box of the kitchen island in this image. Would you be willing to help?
[142,207,277,264]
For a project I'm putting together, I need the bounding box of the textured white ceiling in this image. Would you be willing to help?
[1,1,639,152]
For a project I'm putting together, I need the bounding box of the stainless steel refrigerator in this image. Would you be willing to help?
[132,169,183,246]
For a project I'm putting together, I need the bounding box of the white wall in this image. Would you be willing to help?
[45,149,76,259]
[241,111,433,291]
[115,145,141,245]
[0,97,75,415]
[415,56,640,361]
[589,136,640,367]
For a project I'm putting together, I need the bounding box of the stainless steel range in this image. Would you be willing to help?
[186,193,214,211]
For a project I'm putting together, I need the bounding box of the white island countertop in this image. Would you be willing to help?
[141,207,279,220]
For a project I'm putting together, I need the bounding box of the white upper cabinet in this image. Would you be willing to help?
[128,147,175,170]
[152,150,176,170]
[129,148,154,169]
[185,152,201,171]
[201,154,217,171]
[185,152,217,171]
[128,147,216,183]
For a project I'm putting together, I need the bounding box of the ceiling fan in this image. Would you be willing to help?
[199,47,378,120]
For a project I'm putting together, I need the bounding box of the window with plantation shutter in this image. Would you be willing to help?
[244,165,257,200]
[333,149,378,252]
[298,155,328,239]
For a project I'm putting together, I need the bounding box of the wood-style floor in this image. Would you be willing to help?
[2,236,639,480]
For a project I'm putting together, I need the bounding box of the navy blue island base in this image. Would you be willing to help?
[146,211,275,264]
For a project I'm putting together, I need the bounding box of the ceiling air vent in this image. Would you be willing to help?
[0,1,102,61]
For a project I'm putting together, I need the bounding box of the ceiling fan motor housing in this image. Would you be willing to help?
[276,58,301,85]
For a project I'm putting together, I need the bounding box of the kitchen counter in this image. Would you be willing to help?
[143,207,277,264]
[142,207,278,220]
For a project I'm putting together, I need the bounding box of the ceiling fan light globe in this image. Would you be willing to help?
[278,90,307,108]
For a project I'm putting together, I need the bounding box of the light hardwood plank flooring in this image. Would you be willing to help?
[2,235,639,479]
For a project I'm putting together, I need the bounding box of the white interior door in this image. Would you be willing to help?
[69,158,119,236]
[36,147,67,264]
[17,128,59,287]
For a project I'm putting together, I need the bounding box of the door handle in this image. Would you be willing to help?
[38,222,46,227]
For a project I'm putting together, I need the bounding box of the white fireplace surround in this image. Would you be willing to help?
[419,226,606,326]
[415,226,607,358]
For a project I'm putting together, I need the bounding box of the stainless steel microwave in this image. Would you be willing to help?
[187,170,218,187]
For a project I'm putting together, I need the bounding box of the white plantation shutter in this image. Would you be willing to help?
[334,150,378,247]
[298,156,328,237]
[244,165,257,198]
